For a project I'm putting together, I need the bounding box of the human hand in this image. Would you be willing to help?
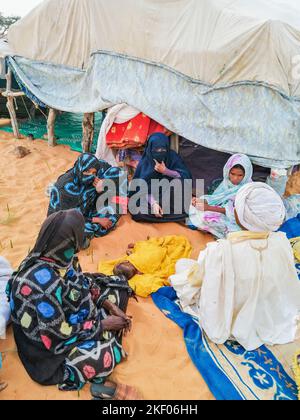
[101,316,132,335]
[203,202,210,212]
[152,202,164,218]
[194,199,205,211]
[191,197,205,211]
[94,178,104,193]
[92,217,113,230]
[154,160,167,174]
[103,300,132,326]
[126,243,135,255]
[101,316,129,332]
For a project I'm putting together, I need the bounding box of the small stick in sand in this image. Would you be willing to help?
[0,204,16,226]
[91,247,94,264]
[45,161,52,173]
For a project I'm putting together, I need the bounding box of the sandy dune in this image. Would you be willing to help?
[0,133,214,400]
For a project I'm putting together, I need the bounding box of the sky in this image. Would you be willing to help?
[0,0,42,17]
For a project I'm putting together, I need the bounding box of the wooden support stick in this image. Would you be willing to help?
[2,91,25,98]
[5,68,21,139]
[47,108,58,147]
[6,68,12,91]
[82,112,95,152]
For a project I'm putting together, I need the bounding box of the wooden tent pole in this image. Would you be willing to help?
[82,112,95,152]
[47,108,58,147]
[5,68,21,139]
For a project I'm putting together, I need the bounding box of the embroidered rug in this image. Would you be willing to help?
[152,287,299,400]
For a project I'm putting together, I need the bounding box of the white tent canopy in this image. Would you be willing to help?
[7,0,300,97]
[0,40,15,78]
[3,0,300,168]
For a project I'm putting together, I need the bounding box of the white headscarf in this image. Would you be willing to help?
[235,182,286,232]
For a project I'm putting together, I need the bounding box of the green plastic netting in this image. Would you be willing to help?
[1,112,104,153]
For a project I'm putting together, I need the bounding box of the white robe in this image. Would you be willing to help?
[170,232,300,351]
[95,104,140,166]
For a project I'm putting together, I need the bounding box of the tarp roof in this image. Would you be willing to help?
[4,0,300,168]
[0,40,15,78]
[6,0,300,97]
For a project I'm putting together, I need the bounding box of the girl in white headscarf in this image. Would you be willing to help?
[172,183,300,351]
[188,154,253,238]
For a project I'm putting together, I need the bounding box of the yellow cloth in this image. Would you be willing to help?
[227,231,270,244]
[294,351,300,400]
[289,237,300,263]
[98,235,192,298]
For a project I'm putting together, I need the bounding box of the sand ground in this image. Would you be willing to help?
[0,132,214,400]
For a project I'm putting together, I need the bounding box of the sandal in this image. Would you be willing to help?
[90,381,142,400]
[0,382,7,392]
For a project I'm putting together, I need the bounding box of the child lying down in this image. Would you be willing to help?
[98,236,192,298]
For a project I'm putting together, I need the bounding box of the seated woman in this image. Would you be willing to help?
[130,133,192,223]
[283,171,300,220]
[48,153,122,247]
[188,154,253,238]
[7,210,139,398]
[98,235,192,298]
[171,183,300,351]
[268,170,300,221]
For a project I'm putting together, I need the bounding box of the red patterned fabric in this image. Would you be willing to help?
[106,113,166,149]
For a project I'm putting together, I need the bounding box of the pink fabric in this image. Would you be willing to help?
[147,194,157,207]
[163,168,181,179]
[203,212,222,223]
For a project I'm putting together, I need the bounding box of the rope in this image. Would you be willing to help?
[21,95,33,121]
[36,105,49,121]
[13,96,18,111]
[22,96,49,121]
